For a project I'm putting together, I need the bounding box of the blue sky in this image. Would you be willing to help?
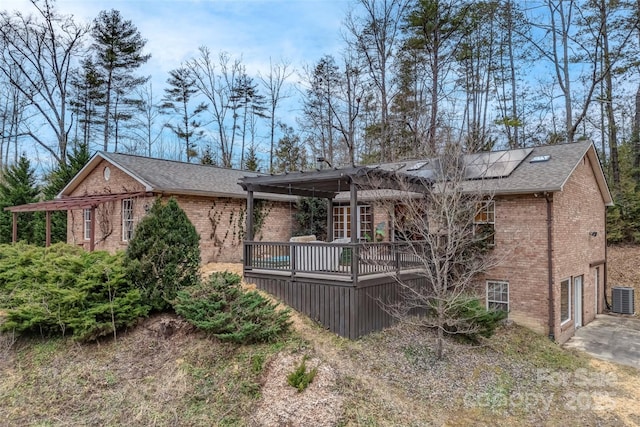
[4,0,353,166]
[5,0,350,85]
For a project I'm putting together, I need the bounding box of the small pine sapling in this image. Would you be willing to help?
[287,355,317,392]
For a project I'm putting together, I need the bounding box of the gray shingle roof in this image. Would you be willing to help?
[100,152,260,197]
[335,141,612,205]
[62,142,611,206]
[460,141,598,194]
[61,152,292,201]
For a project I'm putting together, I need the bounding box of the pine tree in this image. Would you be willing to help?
[91,9,150,152]
[69,58,105,148]
[230,72,267,167]
[274,123,306,172]
[0,156,40,244]
[244,144,260,171]
[162,67,208,162]
[403,0,469,154]
[302,55,341,166]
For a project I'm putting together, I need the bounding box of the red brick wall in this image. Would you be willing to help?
[67,159,150,252]
[188,196,293,263]
[67,159,293,263]
[372,202,392,242]
[483,195,550,334]
[482,154,607,343]
[551,155,606,343]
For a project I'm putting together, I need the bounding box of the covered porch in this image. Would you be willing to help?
[240,167,429,338]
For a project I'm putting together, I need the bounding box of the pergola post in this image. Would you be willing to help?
[12,212,17,243]
[350,181,358,281]
[245,190,254,270]
[89,206,96,252]
[349,182,357,243]
[246,190,254,241]
[45,211,51,247]
[326,198,333,242]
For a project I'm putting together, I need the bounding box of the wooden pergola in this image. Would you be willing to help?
[239,166,427,243]
[238,166,431,339]
[5,191,151,251]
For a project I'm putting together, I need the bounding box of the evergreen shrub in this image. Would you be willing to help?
[443,296,507,342]
[0,243,149,341]
[173,272,291,344]
[125,198,200,311]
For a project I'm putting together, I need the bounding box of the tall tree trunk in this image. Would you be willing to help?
[633,85,640,183]
[507,0,519,147]
[601,0,619,187]
[103,72,112,151]
[428,38,439,155]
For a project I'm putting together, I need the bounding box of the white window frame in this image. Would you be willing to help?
[560,278,571,325]
[83,208,91,240]
[122,198,134,242]
[473,200,495,245]
[486,280,509,312]
[332,204,372,241]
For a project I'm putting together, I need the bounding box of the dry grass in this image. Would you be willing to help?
[1,256,639,426]
[607,246,640,313]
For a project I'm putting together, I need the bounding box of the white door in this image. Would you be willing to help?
[574,276,583,328]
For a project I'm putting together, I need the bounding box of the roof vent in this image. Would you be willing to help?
[612,287,635,315]
[530,155,551,163]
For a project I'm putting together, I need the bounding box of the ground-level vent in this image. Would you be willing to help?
[612,286,635,315]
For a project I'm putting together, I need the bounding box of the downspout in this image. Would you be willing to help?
[604,205,610,310]
[545,192,555,341]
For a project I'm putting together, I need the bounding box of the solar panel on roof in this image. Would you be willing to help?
[464,148,532,179]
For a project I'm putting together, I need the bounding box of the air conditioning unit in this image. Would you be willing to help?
[612,287,635,315]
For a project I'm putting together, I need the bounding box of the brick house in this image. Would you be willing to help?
[459,141,612,343]
[241,141,612,343]
[55,152,293,263]
[6,142,612,343]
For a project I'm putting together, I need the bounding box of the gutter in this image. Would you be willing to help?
[152,188,296,202]
[545,192,555,341]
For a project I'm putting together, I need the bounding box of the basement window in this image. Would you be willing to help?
[487,281,509,312]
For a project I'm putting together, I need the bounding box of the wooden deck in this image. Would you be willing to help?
[243,241,427,339]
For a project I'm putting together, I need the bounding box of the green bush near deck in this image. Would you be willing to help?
[443,296,507,342]
[173,272,292,344]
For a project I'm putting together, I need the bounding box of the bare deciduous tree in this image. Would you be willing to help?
[0,0,89,165]
[259,58,293,172]
[187,47,242,168]
[127,82,163,157]
[344,0,410,162]
[369,143,505,359]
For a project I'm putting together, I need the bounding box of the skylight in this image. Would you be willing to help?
[406,161,428,171]
[530,155,551,163]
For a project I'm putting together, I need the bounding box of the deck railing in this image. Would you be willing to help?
[244,240,424,282]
